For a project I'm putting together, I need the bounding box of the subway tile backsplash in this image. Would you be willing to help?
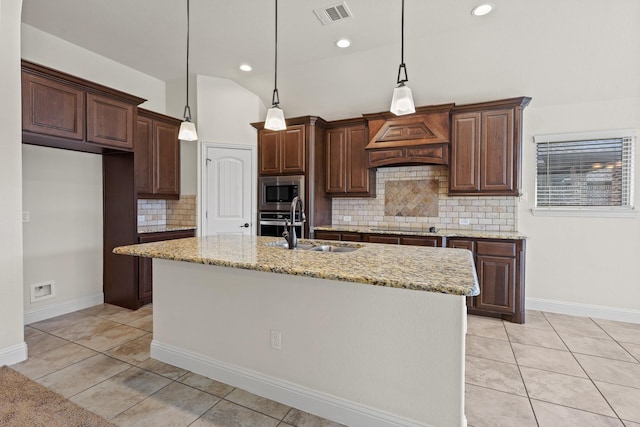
[331,165,517,232]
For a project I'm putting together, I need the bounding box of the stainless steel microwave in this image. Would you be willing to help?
[259,175,305,211]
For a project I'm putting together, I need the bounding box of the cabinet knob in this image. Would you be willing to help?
[240,223,250,228]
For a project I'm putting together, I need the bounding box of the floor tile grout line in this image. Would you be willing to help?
[544,313,625,424]
[501,318,540,427]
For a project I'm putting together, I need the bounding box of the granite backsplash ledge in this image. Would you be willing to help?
[331,165,517,232]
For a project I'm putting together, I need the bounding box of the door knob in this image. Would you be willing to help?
[240,223,250,228]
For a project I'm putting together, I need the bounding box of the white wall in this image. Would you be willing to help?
[196,75,264,146]
[0,0,27,365]
[520,98,640,320]
[22,145,103,316]
[20,25,167,320]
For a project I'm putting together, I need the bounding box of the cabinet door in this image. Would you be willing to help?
[346,125,370,193]
[135,116,153,194]
[314,231,341,241]
[401,236,441,247]
[480,109,515,193]
[86,93,135,149]
[152,120,180,197]
[138,258,153,300]
[22,72,85,140]
[281,125,305,173]
[326,128,346,193]
[475,254,516,314]
[259,130,281,175]
[450,112,481,192]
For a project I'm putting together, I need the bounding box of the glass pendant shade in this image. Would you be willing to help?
[265,106,286,131]
[390,84,416,116]
[178,120,198,141]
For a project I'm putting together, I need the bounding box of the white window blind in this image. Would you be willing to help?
[534,130,635,210]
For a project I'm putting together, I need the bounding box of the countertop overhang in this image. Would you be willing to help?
[114,235,479,296]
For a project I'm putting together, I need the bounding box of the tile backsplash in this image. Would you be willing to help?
[331,165,517,232]
[138,195,197,228]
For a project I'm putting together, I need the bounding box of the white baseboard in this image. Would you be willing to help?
[0,342,28,366]
[526,297,640,324]
[24,293,104,325]
[151,340,437,427]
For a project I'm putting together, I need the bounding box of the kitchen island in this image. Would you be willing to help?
[114,235,479,427]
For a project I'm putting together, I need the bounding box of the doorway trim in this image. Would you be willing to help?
[198,142,257,237]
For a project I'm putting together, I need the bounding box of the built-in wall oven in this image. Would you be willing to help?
[258,211,304,238]
[259,175,304,212]
[258,175,305,237]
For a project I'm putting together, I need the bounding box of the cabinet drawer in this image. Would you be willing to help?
[366,235,400,244]
[400,236,441,247]
[476,241,517,257]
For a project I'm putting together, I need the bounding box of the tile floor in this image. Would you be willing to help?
[9,304,640,427]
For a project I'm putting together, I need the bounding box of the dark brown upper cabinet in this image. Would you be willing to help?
[135,109,181,199]
[363,104,454,168]
[21,60,144,154]
[449,97,531,196]
[257,125,306,175]
[326,119,375,197]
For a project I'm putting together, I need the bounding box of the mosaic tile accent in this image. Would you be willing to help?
[384,179,438,217]
[332,165,518,232]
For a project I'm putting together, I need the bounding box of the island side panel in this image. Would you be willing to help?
[151,259,466,427]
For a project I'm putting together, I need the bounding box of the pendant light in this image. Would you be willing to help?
[264,0,286,131]
[390,0,416,116]
[178,0,198,141]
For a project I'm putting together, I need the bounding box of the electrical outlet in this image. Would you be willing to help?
[270,330,282,350]
[343,216,352,222]
[22,211,30,223]
[459,218,470,225]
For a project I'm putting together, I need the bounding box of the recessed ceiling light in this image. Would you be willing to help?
[471,4,494,16]
[239,64,252,72]
[336,39,351,48]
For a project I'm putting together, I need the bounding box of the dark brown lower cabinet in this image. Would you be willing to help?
[314,230,362,241]
[315,230,526,323]
[448,238,525,324]
[137,229,196,306]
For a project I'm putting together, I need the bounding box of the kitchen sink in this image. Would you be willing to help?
[266,240,360,253]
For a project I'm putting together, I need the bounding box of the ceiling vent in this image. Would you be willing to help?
[313,2,353,25]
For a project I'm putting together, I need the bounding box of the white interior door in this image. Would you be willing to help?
[203,144,254,236]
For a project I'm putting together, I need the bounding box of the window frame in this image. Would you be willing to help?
[532,129,637,218]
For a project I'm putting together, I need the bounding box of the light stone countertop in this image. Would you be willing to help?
[314,225,527,240]
[114,235,480,296]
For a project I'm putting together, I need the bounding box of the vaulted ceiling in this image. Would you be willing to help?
[21,0,640,120]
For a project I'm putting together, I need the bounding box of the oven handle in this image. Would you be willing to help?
[259,220,304,226]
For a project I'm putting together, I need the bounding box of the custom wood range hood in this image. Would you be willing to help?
[363,103,454,168]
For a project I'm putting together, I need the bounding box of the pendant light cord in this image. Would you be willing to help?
[271,0,280,107]
[396,0,409,85]
[183,0,192,121]
[401,0,404,66]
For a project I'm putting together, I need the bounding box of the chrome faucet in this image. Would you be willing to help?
[282,196,305,249]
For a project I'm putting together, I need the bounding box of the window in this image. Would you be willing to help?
[534,129,636,216]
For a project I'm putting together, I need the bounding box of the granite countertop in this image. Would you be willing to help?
[114,235,479,297]
[138,225,197,234]
[314,225,527,240]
